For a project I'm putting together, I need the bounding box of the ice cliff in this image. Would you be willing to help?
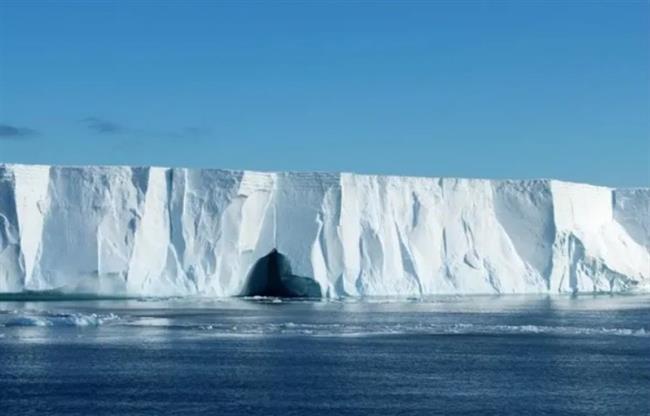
[0,163,648,297]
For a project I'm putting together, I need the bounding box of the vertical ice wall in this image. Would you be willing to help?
[0,163,647,296]
[0,167,22,291]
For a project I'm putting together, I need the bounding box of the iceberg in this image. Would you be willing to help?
[0,163,647,297]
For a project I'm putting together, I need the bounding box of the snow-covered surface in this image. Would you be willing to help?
[0,163,647,297]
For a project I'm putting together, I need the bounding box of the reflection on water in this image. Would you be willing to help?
[1,294,649,416]
[1,293,649,340]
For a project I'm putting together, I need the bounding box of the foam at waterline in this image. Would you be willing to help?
[2,311,120,327]
[119,320,649,338]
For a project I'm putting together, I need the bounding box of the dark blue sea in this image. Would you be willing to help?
[0,294,648,415]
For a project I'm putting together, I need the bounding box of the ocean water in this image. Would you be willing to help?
[0,294,648,415]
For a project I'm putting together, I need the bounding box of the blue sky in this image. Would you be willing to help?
[0,1,648,186]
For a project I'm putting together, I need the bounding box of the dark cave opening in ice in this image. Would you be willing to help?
[239,249,322,298]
